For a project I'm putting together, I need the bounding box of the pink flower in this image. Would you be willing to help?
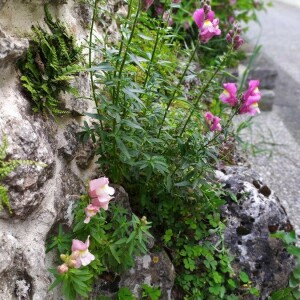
[219,83,238,106]
[57,263,68,274]
[193,8,221,43]
[89,177,115,199]
[84,204,100,224]
[91,194,113,211]
[230,0,236,5]
[156,4,164,15]
[71,236,95,268]
[142,0,154,11]
[163,11,174,26]
[205,112,222,131]
[240,80,261,116]
[85,177,115,222]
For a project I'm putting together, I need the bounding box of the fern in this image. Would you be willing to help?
[0,136,47,214]
[18,5,82,117]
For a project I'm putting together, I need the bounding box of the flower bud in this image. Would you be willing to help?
[60,254,67,262]
[57,264,69,274]
[226,33,232,43]
[228,30,234,36]
[234,35,240,42]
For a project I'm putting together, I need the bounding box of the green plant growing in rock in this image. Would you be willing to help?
[48,194,153,300]
[269,231,300,300]
[76,0,264,298]
[0,135,45,213]
[18,6,82,116]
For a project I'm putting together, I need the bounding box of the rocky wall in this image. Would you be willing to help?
[0,1,103,298]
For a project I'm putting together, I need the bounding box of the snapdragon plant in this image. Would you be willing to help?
[75,0,263,298]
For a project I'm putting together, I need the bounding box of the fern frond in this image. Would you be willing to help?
[0,185,12,214]
[0,136,8,160]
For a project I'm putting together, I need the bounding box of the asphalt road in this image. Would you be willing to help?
[246,0,300,143]
[239,0,300,235]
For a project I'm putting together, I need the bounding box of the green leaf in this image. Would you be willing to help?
[116,137,131,160]
[239,271,249,283]
[270,287,293,300]
[287,245,300,256]
[109,244,121,264]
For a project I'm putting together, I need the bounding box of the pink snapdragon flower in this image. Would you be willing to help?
[239,80,261,116]
[91,195,113,211]
[84,177,115,223]
[89,177,115,199]
[142,0,154,11]
[193,8,221,43]
[71,236,95,268]
[219,83,238,106]
[205,112,222,131]
[84,204,100,224]
[230,0,236,5]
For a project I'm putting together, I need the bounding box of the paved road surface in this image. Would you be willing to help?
[239,0,300,235]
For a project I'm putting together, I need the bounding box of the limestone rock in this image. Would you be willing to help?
[0,233,18,274]
[217,166,295,299]
[58,121,80,162]
[58,120,95,167]
[0,118,56,219]
[75,138,95,169]
[60,73,92,116]
[119,251,175,299]
[0,36,29,69]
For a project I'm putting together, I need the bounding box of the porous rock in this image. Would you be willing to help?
[60,73,92,116]
[119,250,176,299]
[217,166,295,299]
[0,36,29,69]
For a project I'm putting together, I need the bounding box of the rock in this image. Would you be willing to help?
[112,184,132,213]
[0,36,29,69]
[248,67,278,90]
[58,121,80,162]
[75,139,95,169]
[60,73,92,116]
[58,121,95,166]
[260,89,275,111]
[0,233,18,274]
[119,250,176,300]
[0,118,55,219]
[217,166,295,299]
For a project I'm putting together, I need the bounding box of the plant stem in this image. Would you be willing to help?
[112,0,133,103]
[179,54,229,137]
[157,43,198,138]
[114,0,141,105]
[143,25,161,89]
[89,0,104,130]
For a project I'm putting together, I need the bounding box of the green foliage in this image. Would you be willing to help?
[0,136,45,213]
[142,284,161,300]
[76,1,255,298]
[117,287,135,300]
[48,196,153,300]
[269,231,300,300]
[18,6,82,116]
[49,267,93,299]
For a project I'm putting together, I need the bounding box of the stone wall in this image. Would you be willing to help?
[0,1,101,298]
